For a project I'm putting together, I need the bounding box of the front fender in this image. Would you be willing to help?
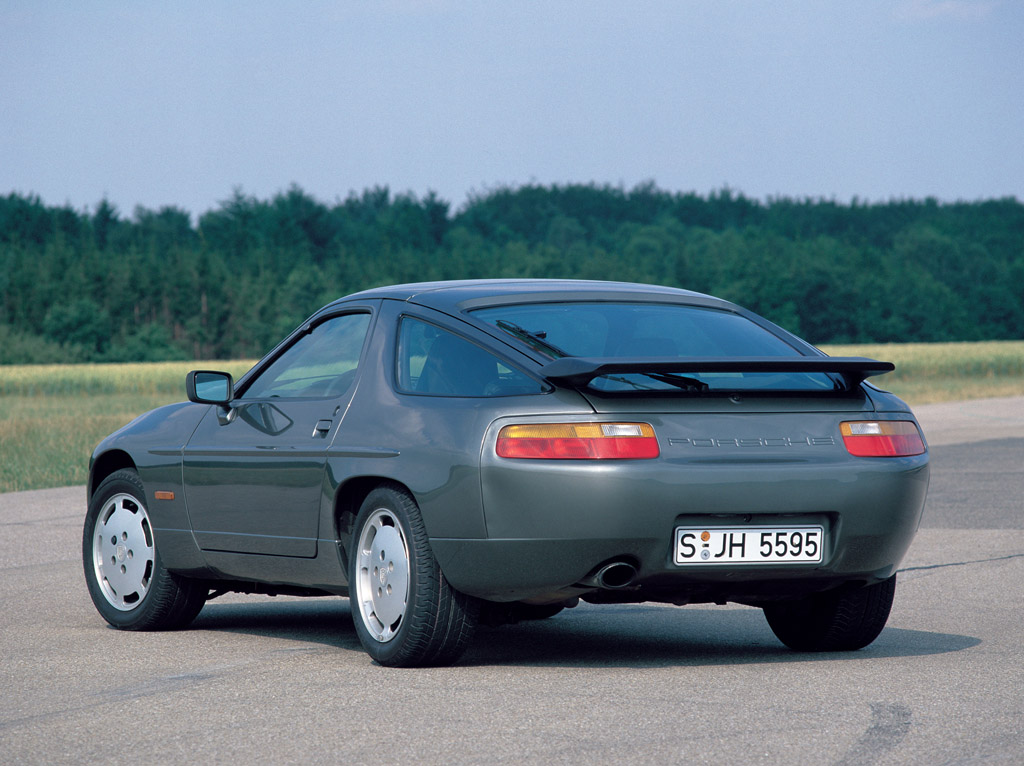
[89,401,211,573]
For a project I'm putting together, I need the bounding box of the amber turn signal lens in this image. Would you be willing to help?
[496,422,660,460]
[840,421,925,457]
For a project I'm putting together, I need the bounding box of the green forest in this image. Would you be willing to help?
[1,184,1022,364]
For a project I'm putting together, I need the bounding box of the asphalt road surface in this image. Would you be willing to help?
[2,397,1022,765]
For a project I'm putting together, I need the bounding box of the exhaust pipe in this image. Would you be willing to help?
[580,560,638,590]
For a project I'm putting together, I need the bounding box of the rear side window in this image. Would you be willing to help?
[397,317,545,397]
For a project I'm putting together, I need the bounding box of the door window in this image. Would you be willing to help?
[241,313,371,399]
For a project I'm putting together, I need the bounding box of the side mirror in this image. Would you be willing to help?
[186,370,234,406]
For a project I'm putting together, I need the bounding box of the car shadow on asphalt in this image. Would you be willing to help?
[190,597,365,653]
[190,598,979,669]
[465,610,980,668]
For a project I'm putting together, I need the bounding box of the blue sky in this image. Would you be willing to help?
[2,0,1021,217]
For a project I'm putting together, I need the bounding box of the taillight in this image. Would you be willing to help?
[840,421,925,457]
[496,422,660,459]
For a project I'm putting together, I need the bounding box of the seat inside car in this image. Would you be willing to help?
[416,333,499,396]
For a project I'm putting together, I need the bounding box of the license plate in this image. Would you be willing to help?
[674,526,824,565]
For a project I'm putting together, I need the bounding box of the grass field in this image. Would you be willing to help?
[820,340,1024,404]
[2,342,1023,493]
[0,361,255,493]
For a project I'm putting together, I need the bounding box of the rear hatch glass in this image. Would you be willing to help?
[473,302,842,394]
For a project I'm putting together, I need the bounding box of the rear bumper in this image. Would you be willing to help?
[432,453,929,603]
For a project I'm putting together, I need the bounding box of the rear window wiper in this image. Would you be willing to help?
[591,371,709,392]
[495,320,571,359]
[592,372,708,392]
[640,371,709,392]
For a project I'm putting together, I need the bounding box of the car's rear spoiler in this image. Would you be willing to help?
[540,356,895,389]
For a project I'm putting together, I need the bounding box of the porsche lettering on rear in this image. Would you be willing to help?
[668,436,837,448]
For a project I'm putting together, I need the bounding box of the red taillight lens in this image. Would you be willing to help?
[496,423,660,460]
[840,421,926,457]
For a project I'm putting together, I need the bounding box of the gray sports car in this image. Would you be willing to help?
[84,280,929,666]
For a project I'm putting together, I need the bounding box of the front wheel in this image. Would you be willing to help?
[349,485,478,667]
[83,468,206,630]
[763,575,897,652]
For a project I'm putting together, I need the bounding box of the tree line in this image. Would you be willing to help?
[1,183,1022,364]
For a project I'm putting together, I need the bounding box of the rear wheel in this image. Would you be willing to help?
[349,485,478,667]
[763,575,896,652]
[83,468,207,630]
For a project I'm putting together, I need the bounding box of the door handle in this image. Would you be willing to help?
[313,419,333,438]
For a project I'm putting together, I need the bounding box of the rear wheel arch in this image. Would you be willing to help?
[334,477,417,563]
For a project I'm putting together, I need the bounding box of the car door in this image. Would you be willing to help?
[182,309,373,557]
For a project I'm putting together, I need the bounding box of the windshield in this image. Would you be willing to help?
[473,302,837,392]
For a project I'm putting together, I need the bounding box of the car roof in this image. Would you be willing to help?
[321,279,722,315]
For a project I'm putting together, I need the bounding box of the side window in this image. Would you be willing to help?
[241,312,371,399]
[397,317,546,397]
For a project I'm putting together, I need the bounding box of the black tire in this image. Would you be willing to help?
[763,574,897,652]
[349,484,479,667]
[83,468,207,631]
